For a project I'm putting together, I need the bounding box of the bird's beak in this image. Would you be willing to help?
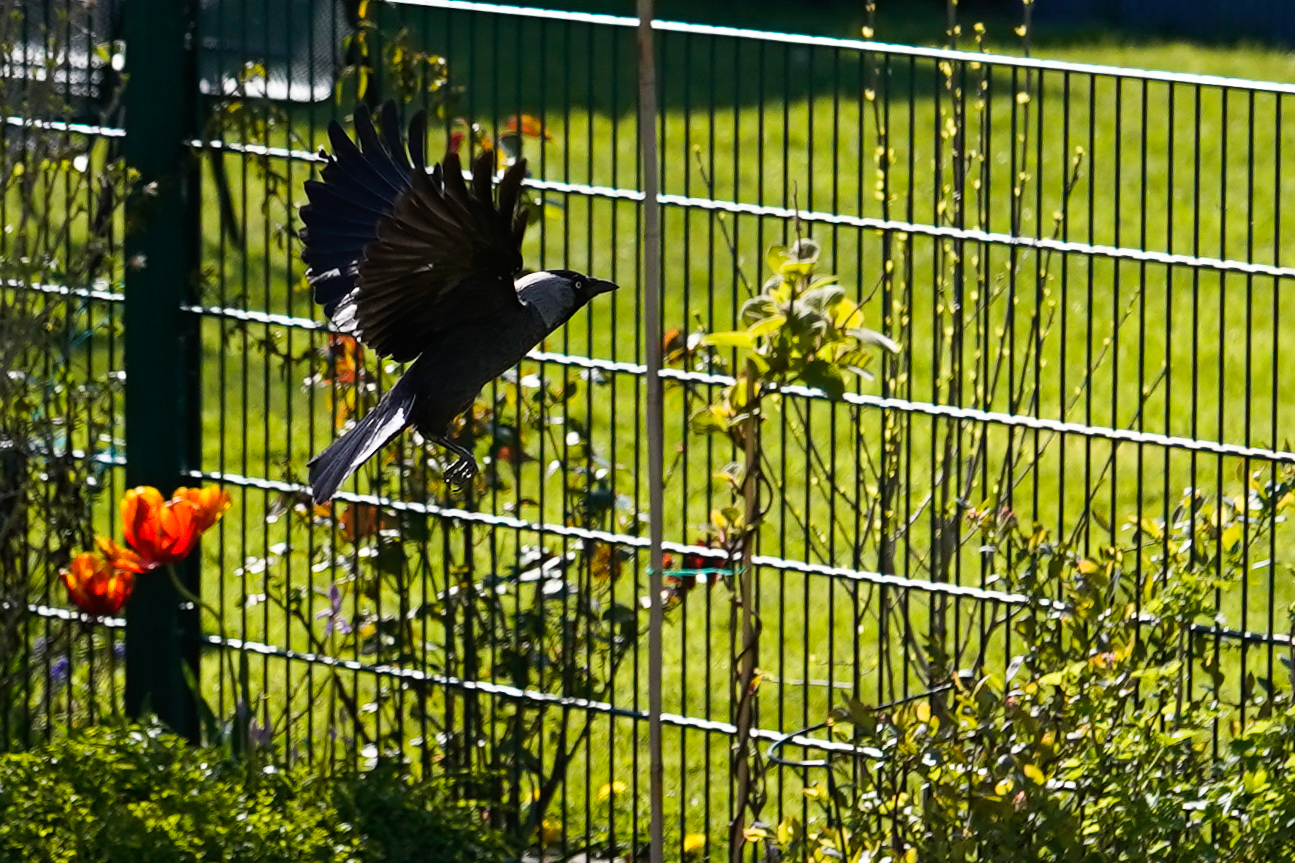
[588,278,619,296]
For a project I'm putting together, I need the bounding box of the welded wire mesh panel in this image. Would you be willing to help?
[11,0,1295,857]
[1,0,129,747]
[182,1,1295,854]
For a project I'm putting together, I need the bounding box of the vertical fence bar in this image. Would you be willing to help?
[123,0,201,741]
[636,3,664,863]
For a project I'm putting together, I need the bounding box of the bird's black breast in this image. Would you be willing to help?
[402,302,550,434]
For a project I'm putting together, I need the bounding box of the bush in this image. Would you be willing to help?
[779,476,1295,862]
[331,762,512,863]
[0,724,350,863]
[0,723,510,863]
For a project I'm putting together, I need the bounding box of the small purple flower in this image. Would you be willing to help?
[49,656,70,688]
[315,583,352,637]
[248,716,272,749]
[233,700,273,749]
[113,642,126,660]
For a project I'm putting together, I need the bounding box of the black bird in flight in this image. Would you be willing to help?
[299,102,618,503]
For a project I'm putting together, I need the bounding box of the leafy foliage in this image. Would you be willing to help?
[330,761,513,863]
[693,237,896,437]
[0,0,132,742]
[0,723,513,863]
[0,724,350,863]
[682,237,897,862]
[779,471,1295,862]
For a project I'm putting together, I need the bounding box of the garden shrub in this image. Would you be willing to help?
[0,723,351,863]
[0,723,509,863]
[330,762,512,863]
[777,477,1295,862]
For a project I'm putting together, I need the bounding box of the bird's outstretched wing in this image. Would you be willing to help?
[299,101,531,362]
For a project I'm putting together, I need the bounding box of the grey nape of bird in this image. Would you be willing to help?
[298,101,618,504]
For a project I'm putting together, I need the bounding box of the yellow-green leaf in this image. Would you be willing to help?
[701,331,756,351]
[779,260,815,277]
[746,314,786,338]
[832,297,862,329]
[766,245,790,274]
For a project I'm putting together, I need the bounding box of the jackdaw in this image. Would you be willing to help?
[299,102,617,503]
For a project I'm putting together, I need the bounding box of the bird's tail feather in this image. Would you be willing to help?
[308,379,416,503]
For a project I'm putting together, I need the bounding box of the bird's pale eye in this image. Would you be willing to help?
[574,280,584,290]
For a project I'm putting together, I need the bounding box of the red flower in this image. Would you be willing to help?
[61,553,134,617]
[60,484,232,617]
[121,485,231,570]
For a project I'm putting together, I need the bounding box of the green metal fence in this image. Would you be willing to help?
[8,0,1295,857]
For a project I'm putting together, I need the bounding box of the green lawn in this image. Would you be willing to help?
[21,0,1295,854]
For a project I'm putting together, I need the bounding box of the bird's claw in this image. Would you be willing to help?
[445,456,479,487]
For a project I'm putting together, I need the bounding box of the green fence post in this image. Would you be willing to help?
[123,0,202,742]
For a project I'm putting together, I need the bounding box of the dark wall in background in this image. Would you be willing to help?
[492,1,1295,49]
[1035,0,1295,46]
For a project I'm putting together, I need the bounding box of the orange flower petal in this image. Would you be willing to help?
[95,536,147,574]
[505,113,550,140]
[61,553,135,617]
[173,486,231,533]
[156,498,200,563]
[122,486,164,557]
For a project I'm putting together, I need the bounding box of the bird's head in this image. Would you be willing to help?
[517,269,619,330]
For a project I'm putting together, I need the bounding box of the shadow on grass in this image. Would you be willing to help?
[343,0,1295,125]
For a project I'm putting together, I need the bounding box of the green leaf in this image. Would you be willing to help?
[689,406,731,435]
[1037,670,1065,688]
[800,285,845,313]
[701,331,756,351]
[766,245,790,275]
[832,296,862,329]
[741,295,779,324]
[798,360,846,400]
[847,327,901,354]
[746,314,786,338]
[779,260,816,278]
[788,237,820,264]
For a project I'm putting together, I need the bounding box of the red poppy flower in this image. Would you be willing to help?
[61,553,135,617]
[121,485,230,570]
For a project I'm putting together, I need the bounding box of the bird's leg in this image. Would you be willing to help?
[434,436,479,487]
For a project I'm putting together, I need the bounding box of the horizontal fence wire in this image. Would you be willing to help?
[15,278,1295,465]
